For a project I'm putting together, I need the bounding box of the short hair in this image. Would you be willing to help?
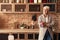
[43,6,50,10]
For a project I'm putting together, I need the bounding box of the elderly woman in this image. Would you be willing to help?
[38,6,54,40]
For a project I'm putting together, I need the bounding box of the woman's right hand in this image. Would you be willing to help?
[40,22,48,27]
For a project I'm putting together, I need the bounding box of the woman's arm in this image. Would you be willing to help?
[46,17,54,27]
[38,16,46,27]
[38,16,43,28]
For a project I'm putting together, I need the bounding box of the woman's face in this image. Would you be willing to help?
[43,8,49,15]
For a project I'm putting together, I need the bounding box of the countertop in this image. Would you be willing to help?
[0,29,39,33]
[0,29,59,34]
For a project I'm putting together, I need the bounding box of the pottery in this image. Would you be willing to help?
[20,27,24,29]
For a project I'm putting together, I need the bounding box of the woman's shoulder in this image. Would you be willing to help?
[38,14,43,20]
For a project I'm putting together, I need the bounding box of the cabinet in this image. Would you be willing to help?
[0,29,39,40]
[0,0,57,13]
[0,33,39,40]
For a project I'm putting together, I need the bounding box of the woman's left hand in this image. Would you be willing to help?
[46,23,50,27]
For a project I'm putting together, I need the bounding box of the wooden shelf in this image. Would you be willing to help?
[28,3,41,5]
[42,3,56,4]
[0,12,41,14]
[27,12,41,13]
[13,3,27,5]
[0,3,12,4]
[13,12,27,13]
[1,11,12,13]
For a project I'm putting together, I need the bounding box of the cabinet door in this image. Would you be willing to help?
[0,33,8,40]
[15,4,26,12]
[19,33,25,40]
[43,3,56,13]
[35,33,39,40]
[29,4,40,12]
[1,4,12,12]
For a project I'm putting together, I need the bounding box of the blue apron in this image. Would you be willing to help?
[43,29,52,40]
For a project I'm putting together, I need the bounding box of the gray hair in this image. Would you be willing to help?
[43,6,50,10]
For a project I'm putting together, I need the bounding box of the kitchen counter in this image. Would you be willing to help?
[0,29,39,33]
[0,29,59,33]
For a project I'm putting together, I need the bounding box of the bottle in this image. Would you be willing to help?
[16,0,19,3]
[38,0,42,3]
[3,0,6,3]
[24,0,26,3]
[30,0,34,3]
[42,0,47,3]
[6,0,9,3]
[8,34,14,40]
[34,0,37,3]
[21,0,24,3]
[9,0,12,3]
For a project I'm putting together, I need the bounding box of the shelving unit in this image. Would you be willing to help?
[0,0,57,13]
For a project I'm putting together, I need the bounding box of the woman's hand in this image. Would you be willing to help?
[46,23,50,27]
[40,22,47,27]
[42,22,50,27]
[43,22,47,27]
